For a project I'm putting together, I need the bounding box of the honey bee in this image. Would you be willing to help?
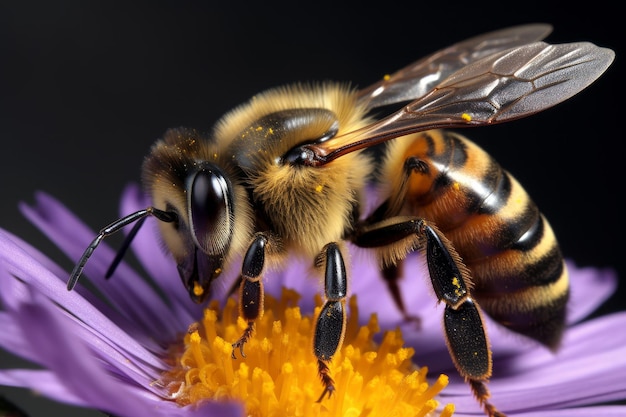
[68,24,614,416]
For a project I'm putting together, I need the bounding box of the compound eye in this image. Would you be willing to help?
[282,145,316,166]
[188,168,233,255]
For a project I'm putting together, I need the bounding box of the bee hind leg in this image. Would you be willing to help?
[313,242,348,402]
[353,217,504,417]
[423,221,505,417]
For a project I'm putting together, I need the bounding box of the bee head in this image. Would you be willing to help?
[173,164,235,302]
[143,129,239,303]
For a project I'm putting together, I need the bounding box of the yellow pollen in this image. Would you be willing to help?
[383,74,391,81]
[315,184,324,193]
[159,288,454,416]
[461,113,472,121]
[192,282,204,297]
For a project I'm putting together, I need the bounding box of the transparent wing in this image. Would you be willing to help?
[357,23,554,109]
[308,41,614,165]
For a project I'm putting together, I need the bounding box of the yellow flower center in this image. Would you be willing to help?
[160,288,455,417]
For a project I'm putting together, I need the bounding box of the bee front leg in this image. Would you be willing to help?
[313,242,348,402]
[231,234,268,359]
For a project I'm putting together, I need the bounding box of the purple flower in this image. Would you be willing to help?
[1,184,625,416]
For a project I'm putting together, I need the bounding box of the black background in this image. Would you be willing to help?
[0,2,623,416]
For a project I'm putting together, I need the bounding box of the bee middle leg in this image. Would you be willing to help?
[352,217,503,417]
[313,242,348,402]
[381,262,421,326]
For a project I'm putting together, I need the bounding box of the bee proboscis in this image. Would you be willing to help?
[68,24,614,416]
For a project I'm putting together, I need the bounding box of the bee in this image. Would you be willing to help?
[68,24,614,416]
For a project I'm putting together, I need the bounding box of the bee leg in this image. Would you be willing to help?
[313,242,348,402]
[382,262,421,326]
[351,216,425,321]
[353,218,502,416]
[226,274,242,297]
[422,222,504,417]
[231,234,268,359]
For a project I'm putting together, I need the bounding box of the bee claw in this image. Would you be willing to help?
[316,359,336,403]
[315,385,335,403]
[230,342,246,360]
[231,321,254,359]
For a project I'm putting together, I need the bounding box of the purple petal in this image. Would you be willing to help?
[8,288,244,417]
[0,369,90,407]
[14,290,163,415]
[0,368,244,417]
[505,407,626,417]
[452,405,626,417]
[0,231,167,371]
[444,313,626,414]
[0,313,39,365]
[508,312,626,372]
[0,230,245,417]
[565,260,617,324]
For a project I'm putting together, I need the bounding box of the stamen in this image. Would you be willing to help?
[159,288,455,416]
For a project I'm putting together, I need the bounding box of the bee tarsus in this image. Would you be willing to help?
[315,359,336,403]
[231,321,254,360]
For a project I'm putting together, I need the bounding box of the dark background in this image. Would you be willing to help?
[0,2,622,416]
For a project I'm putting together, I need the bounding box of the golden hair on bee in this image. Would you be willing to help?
[212,83,373,150]
[213,83,375,257]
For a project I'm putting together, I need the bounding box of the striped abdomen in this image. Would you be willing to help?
[382,130,569,349]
